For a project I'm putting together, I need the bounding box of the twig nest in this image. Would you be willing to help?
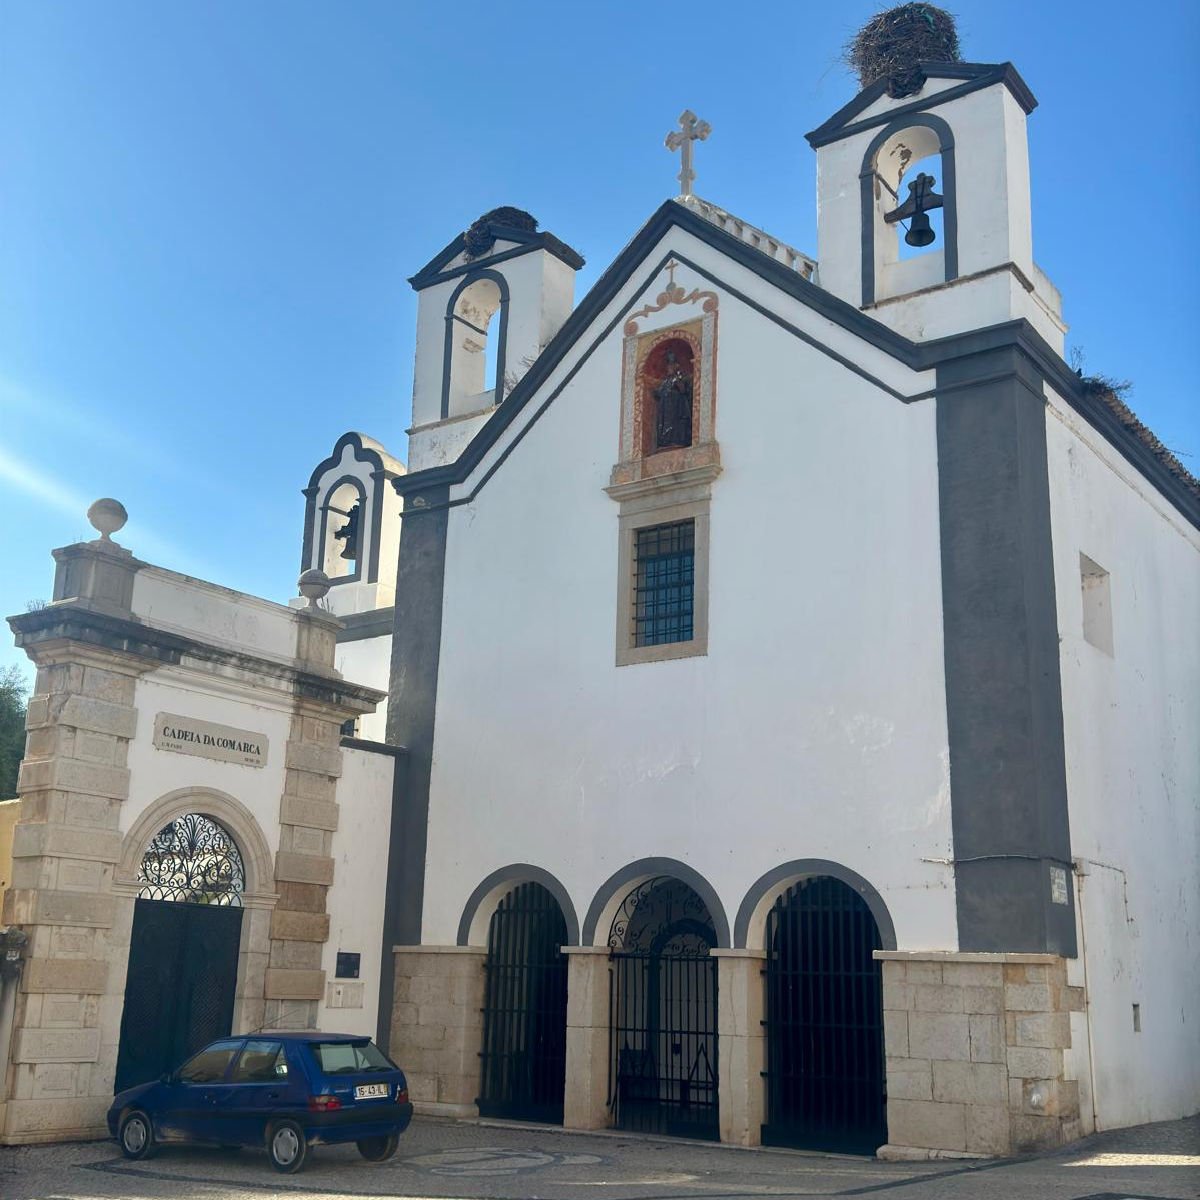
[464,207,537,259]
[87,497,128,540]
[846,4,961,98]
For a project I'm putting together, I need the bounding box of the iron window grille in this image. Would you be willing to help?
[633,520,695,648]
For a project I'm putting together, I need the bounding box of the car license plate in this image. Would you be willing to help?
[354,1083,389,1100]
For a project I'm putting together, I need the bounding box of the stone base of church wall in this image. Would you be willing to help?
[877,952,1087,1160]
[390,946,485,1118]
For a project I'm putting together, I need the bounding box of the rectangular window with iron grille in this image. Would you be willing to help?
[633,520,695,647]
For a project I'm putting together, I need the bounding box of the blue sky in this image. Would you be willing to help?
[2,0,1197,682]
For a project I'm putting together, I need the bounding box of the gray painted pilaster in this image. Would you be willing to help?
[936,345,1076,956]
[377,485,450,1048]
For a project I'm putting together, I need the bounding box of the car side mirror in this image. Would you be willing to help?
[160,1071,174,1084]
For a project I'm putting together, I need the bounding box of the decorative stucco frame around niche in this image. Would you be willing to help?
[610,262,720,487]
[607,260,722,666]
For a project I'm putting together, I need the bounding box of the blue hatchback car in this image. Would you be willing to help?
[107,1032,413,1173]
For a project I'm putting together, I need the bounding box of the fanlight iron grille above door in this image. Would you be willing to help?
[761,876,886,1154]
[608,877,719,1141]
[477,881,569,1123]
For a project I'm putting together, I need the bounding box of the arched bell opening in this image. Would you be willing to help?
[114,812,250,1093]
[477,881,569,1124]
[318,476,367,580]
[859,113,958,305]
[443,270,510,419]
[609,876,719,1141]
[760,876,887,1154]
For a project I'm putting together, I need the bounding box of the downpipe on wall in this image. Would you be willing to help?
[1072,860,1100,1134]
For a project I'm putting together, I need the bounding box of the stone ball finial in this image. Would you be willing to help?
[297,568,332,610]
[87,498,128,541]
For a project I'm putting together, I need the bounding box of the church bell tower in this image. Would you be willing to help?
[806,16,1065,351]
[406,207,584,472]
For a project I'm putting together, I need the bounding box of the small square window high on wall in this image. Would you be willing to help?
[1080,553,1113,655]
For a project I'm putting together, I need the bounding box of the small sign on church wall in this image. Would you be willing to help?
[153,712,268,769]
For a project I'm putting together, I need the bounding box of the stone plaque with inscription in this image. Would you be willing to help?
[153,713,268,768]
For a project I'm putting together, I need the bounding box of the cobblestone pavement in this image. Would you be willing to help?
[1,1114,1197,1200]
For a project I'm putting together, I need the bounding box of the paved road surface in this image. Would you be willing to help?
[1,1114,1197,1199]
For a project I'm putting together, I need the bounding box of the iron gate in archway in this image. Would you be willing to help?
[114,813,245,1094]
[477,881,569,1123]
[609,877,718,1141]
[761,876,885,1154]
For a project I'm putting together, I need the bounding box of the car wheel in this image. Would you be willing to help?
[266,1119,308,1173]
[356,1132,399,1162]
[118,1110,156,1160]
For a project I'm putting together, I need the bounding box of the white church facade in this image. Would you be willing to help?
[1,47,1197,1160]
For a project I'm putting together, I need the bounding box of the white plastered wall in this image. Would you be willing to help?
[124,569,304,855]
[1046,384,1200,1129]
[420,226,957,953]
[319,745,395,1037]
[335,634,393,742]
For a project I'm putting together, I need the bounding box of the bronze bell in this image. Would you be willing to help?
[884,172,944,248]
[904,209,936,248]
[334,503,360,560]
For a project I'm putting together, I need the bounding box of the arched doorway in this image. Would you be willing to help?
[761,876,886,1153]
[114,813,246,1093]
[477,881,569,1123]
[609,877,718,1140]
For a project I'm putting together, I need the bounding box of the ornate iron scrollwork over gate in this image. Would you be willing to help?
[608,877,719,1141]
[477,882,569,1123]
[761,876,886,1154]
[114,813,245,1093]
[136,812,246,905]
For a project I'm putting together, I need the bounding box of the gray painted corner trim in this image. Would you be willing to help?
[580,857,731,949]
[336,607,396,643]
[733,860,897,951]
[859,112,958,306]
[936,347,1077,957]
[375,488,448,1047]
[455,864,581,947]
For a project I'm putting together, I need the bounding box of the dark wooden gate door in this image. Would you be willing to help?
[477,882,568,1123]
[114,898,243,1093]
[761,877,885,1154]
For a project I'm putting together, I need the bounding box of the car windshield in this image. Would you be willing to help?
[309,1039,395,1074]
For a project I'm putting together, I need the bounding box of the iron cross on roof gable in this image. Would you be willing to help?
[665,109,711,198]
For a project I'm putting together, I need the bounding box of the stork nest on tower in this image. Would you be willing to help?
[463,206,538,259]
[846,4,961,98]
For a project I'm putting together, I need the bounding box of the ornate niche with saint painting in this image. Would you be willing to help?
[610,266,720,489]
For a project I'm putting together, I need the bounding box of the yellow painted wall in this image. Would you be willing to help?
[0,799,20,921]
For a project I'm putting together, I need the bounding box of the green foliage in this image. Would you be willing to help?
[0,664,30,799]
